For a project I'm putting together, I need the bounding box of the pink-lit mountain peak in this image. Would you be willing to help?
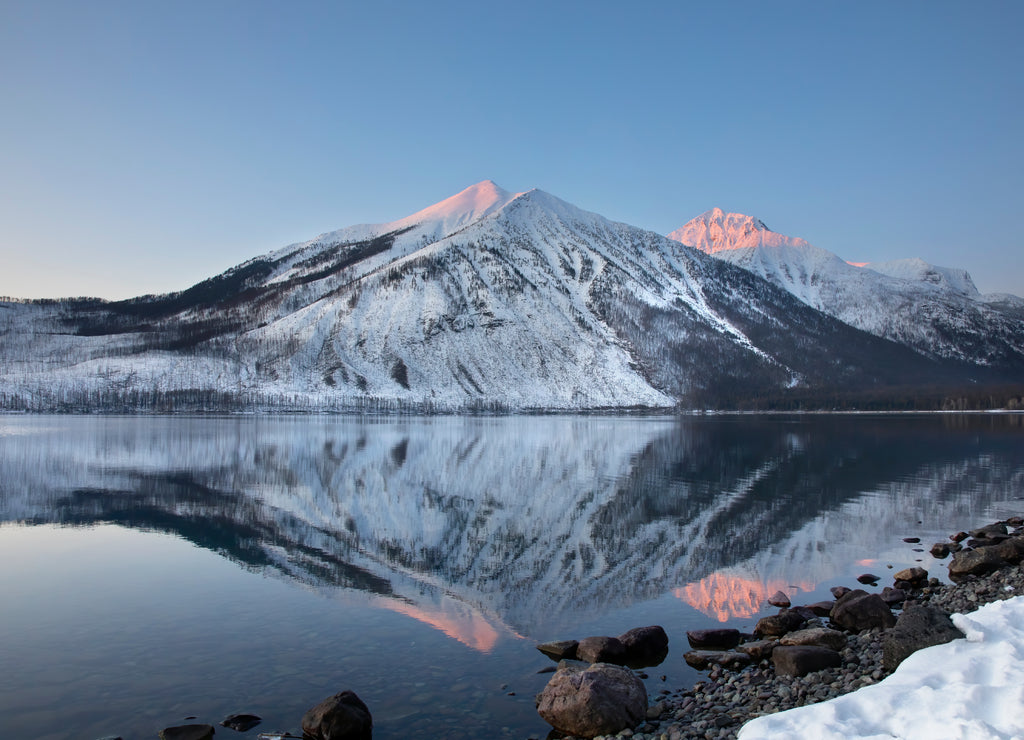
[393,179,525,235]
[669,207,810,254]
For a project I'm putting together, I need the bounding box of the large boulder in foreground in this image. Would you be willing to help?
[882,606,965,672]
[302,691,372,740]
[535,662,647,738]
[754,609,806,638]
[618,625,669,665]
[830,589,896,632]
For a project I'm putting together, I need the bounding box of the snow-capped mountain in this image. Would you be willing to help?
[669,208,1024,368]
[0,183,1007,412]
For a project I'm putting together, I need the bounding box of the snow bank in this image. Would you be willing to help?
[738,595,1024,740]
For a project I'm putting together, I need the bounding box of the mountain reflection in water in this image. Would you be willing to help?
[2,413,1023,643]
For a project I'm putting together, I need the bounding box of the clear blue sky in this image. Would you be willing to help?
[1,1,1021,299]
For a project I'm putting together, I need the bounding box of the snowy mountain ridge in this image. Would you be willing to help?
[668,208,1024,366]
[0,183,1018,412]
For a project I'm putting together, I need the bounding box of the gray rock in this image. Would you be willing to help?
[686,628,740,650]
[158,726,215,740]
[301,691,372,740]
[779,627,847,651]
[538,639,579,661]
[618,625,669,664]
[772,646,842,677]
[882,606,965,672]
[930,542,951,558]
[577,636,627,665]
[830,589,896,632]
[753,609,806,638]
[683,650,752,670]
[805,600,836,617]
[535,661,647,738]
[767,590,791,608]
[830,586,852,599]
[949,547,1006,579]
[970,523,1008,538]
[994,537,1024,564]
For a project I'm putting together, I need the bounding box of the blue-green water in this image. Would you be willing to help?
[1,413,1022,739]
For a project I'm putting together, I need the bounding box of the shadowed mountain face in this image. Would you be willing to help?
[3,414,1023,637]
[0,183,1003,413]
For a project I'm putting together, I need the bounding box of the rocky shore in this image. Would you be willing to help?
[535,518,1024,740]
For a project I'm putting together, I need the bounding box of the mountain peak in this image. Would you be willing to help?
[668,209,808,254]
[396,180,523,236]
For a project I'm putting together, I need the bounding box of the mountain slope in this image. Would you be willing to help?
[0,183,1001,411]
[669,208,1024,370]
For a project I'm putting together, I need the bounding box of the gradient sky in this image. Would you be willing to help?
[1,1,1021,300]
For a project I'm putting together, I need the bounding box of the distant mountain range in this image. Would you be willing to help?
[1,181,1021,411]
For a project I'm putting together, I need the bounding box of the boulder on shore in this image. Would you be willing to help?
[683,650,752,670]
[301,691,372,740]
[882,606,964,672]
[779,627,847,652]
[754,609,806,638]
[772,645,842,677]
[535,661,647,738]
[949,547,1005,579]
[830,589,896,632]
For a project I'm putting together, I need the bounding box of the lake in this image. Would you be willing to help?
[1,413,1022,740]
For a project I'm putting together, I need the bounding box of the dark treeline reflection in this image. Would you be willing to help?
[1,413,1022,633]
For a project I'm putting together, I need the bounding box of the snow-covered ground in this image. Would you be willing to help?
[738,595,1024,740]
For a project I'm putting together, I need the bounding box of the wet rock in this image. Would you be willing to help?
[830,589,896,632]
[903,537,921,543]
[683,650,752,670]
[736,639,775,661]
[951,531,969,543]
[893,567,927,585]
[856,573,880,585]
[159,726,215,740]
[537,639,579,661]
[930,542,952,558]
[301,690,372,740]
[949,547,1006,579]
[753,609,806,638]
[779,627,847,651]
[767,590,790,608]
[882,605,965,672]
[686,628,740,650]
[772,645,842,677]
[830,586,852,599]
[535,661,646,738]
[577,636,627,665]
[970,523,1008,539]
[618,625,668,664]
[220,713,261,732]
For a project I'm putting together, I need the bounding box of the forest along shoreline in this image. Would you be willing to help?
[532,517,1024,740]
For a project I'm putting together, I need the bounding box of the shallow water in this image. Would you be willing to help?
[1,413,1022,739]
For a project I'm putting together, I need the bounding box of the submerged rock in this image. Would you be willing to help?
[686,628,740,650]
[220,713,261,732]
[158,726,215,740]
[535,661,646,738]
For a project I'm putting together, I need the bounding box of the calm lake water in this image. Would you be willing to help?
[1,413,1023,740]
